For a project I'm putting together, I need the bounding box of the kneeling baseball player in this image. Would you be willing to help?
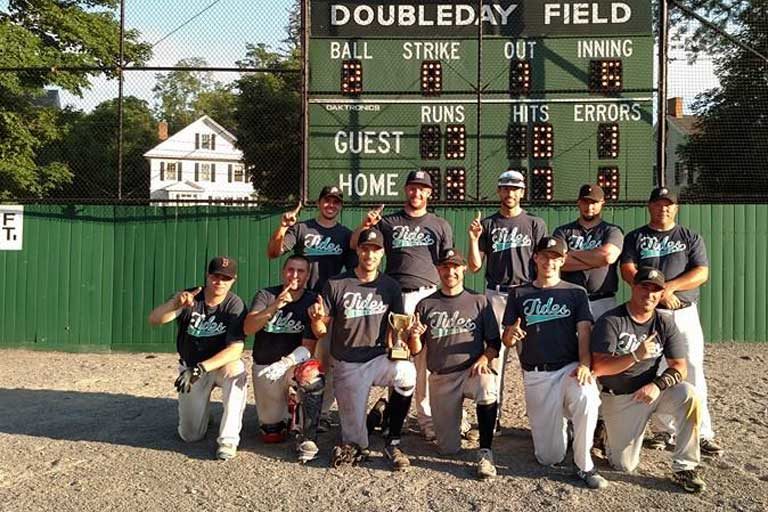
[310,228,418,471]
[148,256,248,461]
[412,249,501,479]
[502,237,607,489]
[591,267,705,493]
[244,255,324,463]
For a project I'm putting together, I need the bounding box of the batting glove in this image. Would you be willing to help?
[175,364,205,393]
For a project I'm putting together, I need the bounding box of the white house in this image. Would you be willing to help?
[144,115,255,204]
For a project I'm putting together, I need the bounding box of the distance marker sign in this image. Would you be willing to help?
[307,0,655,203]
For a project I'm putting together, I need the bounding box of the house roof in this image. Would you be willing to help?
[668,115,701,136]
[155,181,206,193]
[143,115,242,160]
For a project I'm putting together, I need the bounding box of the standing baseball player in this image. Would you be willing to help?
[591,267,706,493]
[148,256,248,461]
[502,237,607,489]
[620,187,722,456]
[267,185,355,429]
[310,228,418,471]
[468,169,547,431]
[243,255,324,463]
[412,249,501,479]
[553,184,623,321]
[352,170,453,440]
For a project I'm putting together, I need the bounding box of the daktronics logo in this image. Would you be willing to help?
[330,3,519,27]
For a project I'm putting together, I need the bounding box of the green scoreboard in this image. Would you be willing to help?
[306,0,654,204]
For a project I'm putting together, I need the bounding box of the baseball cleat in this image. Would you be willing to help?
[384,441,410,472]
[644,432,672,451]
[576,467,608,489]
[476,448,496,480]
[699,438,724,457]
[216,443,237,461]
[297,440,319,464]
[672,469,706,493]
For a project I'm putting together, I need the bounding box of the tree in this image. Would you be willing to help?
[668,0,756,61]
[678,1,768,198]
[0,0,151,199]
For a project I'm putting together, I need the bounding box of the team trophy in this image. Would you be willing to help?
[387,312,414,361]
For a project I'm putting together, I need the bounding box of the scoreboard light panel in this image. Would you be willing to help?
[445,124,466,160]
[421,60,442,96]
[589,60,623,93]
[507,124,528,159]
[532,123,554,159]
[421,167,441,201]
[341,59,363,95]
[598,167,620,201]
[532,167,554,201]
[445,167,466,201]
[509,60,532,95]
[420,125,442,160]
[598,123,620,159]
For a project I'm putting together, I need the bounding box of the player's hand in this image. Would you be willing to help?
[633,332,660,361]
[257,356,293,382]
[276,282,296,309]
[470,354,492,377]
[632,382,661,405]
[571,364,594,385]
[362,204,384,228]
[659,288,682,310]
[308,295,326,321]
[281,202,302,228]
[409,312,427,339]
[503,318,526,347]
[468,210,483,241]
[174,287,202,309]
[174,364,204,393]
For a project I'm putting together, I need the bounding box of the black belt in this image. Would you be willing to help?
[401,285,434,293]
[521,361,571,372]
[602,388,634,396]
[588,293,615,301]
[487,284,514,293]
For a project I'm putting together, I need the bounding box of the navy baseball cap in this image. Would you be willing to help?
[649,187,678,204]
[208,256,237,278]
[578,184,605,201]
[534,236,567,257]
[358,228,384,248]
[633,266,666,288]
[437,248,466,266]
[319,185,343,201]
[405,170,433,189]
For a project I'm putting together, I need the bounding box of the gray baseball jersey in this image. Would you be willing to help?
[176,289,246,367]
[591,305,686,394]
[378,210,453,289]
[621,225,708,304]
[414,289,501,374]
[249,286,318,365]
[283,219,356,292]
[478,211,547,286]
[321,270,404,363]
[553,220,624,296]
[502,281,593,368]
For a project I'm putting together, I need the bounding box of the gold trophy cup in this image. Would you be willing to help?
[387,312,414,361]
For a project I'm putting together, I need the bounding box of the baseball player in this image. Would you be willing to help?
[267,185,356,430]
[468,169,547,431]
[502,237,607,489]
[591,267,706,493]
[553,184,623,321]
[243,255,324,463]
[620,187,722,456]
[412,249,501,479]
[352,170,453,440]
[148,256,248,461]
[310,228,418,471]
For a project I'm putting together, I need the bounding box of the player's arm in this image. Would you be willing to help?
[620,261,638,285]
[350,204,384,249]
[308,295,330,338]
[148,287,201,325]
[467,211,485,273]
[562,243,621,271]
[267,202,302,258]
[407,311,426,355]
[592,331,661,377]
[633,356,687,404]
[244,286,294,335]
[199,341,244,372]
[665,265,709,293]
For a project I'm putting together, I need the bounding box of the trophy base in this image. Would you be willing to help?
[388,347,410,361]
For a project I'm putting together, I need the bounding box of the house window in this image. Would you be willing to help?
[199,133,216,150]
[233,164,245,182]
[201,134,211,149]
[199,163,211,181]
[165,162,178,181]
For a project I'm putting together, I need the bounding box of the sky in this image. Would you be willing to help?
[0,0,719,114]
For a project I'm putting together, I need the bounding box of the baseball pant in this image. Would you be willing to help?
[314,334,336,416]
[429,368,498,454]
[652,304,714,440]
[333,355,416,449]
[523,362,600,472]
[178,359,248,448]
[403,286,438,435]
[602,382,701,472]
[486,288,520,425]
[589,296,617,322]
[251,363,295,425]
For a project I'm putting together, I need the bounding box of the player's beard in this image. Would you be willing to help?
[581,214,596,222]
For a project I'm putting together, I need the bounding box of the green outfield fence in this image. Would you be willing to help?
[1,203,765,352]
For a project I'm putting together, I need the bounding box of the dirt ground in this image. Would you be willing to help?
[0,344,766,512]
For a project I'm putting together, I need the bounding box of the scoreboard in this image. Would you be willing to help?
[306,0,654,203]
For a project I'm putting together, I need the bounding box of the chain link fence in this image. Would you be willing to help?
[1,1,766,205]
